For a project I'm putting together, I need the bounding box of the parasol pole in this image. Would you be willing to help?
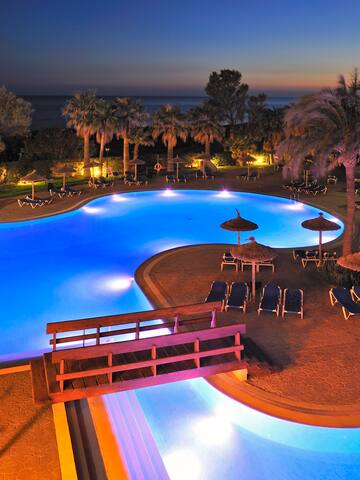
[238,231,241,246]
[135,163,138,181]
[32,181,35,200]
[251,261,256,301]
[63,173,66,190]
[176,161,179,181]
[319,230,322,262]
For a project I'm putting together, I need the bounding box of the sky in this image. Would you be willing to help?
[1,0,359,96]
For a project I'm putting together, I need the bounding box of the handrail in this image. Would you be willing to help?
[48,302,221,351]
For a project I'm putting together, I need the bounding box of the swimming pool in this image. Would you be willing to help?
[3,189,356,480]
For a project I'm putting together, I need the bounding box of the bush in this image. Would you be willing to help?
[211,152,235,166]
[320,261,360,287]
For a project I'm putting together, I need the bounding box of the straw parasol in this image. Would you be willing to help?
[129,158,146,180]
[301,212,340,261]
[220,209,258,245]
[54,164,76,189]
[195,153,210,175]
[242,155,257,175]
[20,170,45,200]
[231,237,277,300]
[337,252,360,272]
[89,160,101,178]
[174,155,187,180]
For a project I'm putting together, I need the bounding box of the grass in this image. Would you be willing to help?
[0,178,87,199]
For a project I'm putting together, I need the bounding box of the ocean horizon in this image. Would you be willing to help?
[23,94,298,130]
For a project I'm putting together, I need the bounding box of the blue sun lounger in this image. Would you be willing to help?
[329,287,360,320]
[205,281,228,308]
[258,283,281,316]
[225,282,248,312]
[282,288,304,319]
[351,286,360,302]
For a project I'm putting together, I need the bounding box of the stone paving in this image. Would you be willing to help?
[0,371,61,480]
[137,244,360,406]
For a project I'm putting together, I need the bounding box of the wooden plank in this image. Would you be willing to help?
[30,358,50,404]
[49,361,248,403]
[44,353,60,394]
[47,302,221,334]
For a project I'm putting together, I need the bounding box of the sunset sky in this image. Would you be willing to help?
[1,0,359,95]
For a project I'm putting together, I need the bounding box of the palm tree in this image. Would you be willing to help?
[128,128,154,161]
[152,104,188,172]
[114,97,147,174]
[63,91,98,176]
[278,70,360,256]
[93,100,117,172]
[189,102,223,155]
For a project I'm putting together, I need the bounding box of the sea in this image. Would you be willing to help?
[23,95,297,130]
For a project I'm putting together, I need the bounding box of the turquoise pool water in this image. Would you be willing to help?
[2,189,356,480]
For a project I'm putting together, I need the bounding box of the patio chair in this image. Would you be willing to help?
[237,172,248,181]
[319,251,337,266]
[177,174,187,183]
[247,172,259,181]
[48,183,66,198]
[28,195,53,205]
[258,283,281,316]
[327,175,337,184]
[99,176,114,187]
[301,250,319,268]
[17,197,43,208]
[221,251,239,272]
[204,281,228,308]
[329,287,360,320]
[351,286,360,302]
[225,282,248,312]
[63,186,82,196]
[124,173,136,185]
[282,288,304,319]
[136,175,149,185]
[257,260,275,272]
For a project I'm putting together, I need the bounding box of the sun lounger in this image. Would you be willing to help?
[177,174,187,183]
[327,175,337,184]
[319,251,337,266]
[17,197,43,208]
[165,174,176,183]
[204,281,228,307]
[247,172,259,181]
[329,287,360,319]
[301,250,319,268]
[49,186,66,198]
[225,282,248,312]
[257,260,275,272]
[282,288,304,318]
[99,176,114,187]
[258,283,281,316]
[221,252,239,272]
[351,286,360,302]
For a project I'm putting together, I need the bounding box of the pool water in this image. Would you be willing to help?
[2,189,355,480]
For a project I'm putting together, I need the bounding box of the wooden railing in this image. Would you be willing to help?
[53,323,246,392]
[47,302,222,351]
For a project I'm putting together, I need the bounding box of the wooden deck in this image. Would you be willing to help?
[33,302,248,403]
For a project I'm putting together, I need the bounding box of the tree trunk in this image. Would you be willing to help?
[205,140,211,156]
[123,135,129,174]
[83,133,90,177]
[133,143,139,161]
[343,160,356,256]
[167,144,174,172]
[99,133,105,174]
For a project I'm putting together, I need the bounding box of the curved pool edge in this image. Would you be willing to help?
[135,243,360,429]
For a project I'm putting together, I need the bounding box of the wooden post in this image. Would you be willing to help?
[96,326,100,345]
[135,321,140,340]
[174,314,179,333]
[59,359,64,392]
[53,332,57,351]
[234,332,241,360]
[319,230,323,262]
[107,352,113,384]
[194,338,200,367]
[210,309,216,328]
[151,345,157,376]
[83,329,85,348]
[252,262,256,301]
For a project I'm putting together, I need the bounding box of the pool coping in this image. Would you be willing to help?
[135,243,360,428]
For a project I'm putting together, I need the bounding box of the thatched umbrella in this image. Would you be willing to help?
[129,159,146,180]
[220,209,258,245]
[242,155,256,176]
[54,164,76,189]
[174,156,187,180]
[301,213,340,261]
[231,237,277,300]
[20,170,45,200]
[337,252,360,271]
[89,160,101,178]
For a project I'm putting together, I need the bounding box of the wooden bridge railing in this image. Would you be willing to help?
[47,302,222,351]
[53,323,246,393]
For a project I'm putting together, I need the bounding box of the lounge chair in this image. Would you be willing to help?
[257,260,275,272]
[237,171,248,181]
[99,176,114,187]
[48,183,66,198]
[258,283,281,316]
[177,174,187,183]
[64,186,82,196]
[329,287,360,319]
[247,172,259,181]
[204,281,228,308]
[351,286,360,302]
[282,288,304,319]
[165,174,176,183]
[17,197,43,208]
[136,175,149,185]
[327,175,337,184]
[301,250,319,268]
[225,282,248,312]
[320,251,337,266]
[124,173,136,185]
[221,252,239,272]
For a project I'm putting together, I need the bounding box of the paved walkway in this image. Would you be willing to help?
[0,370,61,480]
[136,244,360,426]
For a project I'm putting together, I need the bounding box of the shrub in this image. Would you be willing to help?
[320,261,360,288]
